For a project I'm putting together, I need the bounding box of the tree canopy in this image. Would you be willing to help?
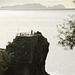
[57,14,75,50]
[0,51,12,73]
[73,0,75,3]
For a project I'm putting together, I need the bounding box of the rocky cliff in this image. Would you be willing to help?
[5,31,49,75]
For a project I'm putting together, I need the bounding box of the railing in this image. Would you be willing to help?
[16,31,39,37]
[16,32,34,37]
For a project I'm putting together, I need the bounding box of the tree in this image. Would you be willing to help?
[57,14,75,50]
[73,0,75,3]
[0,51,12,74]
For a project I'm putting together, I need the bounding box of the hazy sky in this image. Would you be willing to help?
[0,0,75,8]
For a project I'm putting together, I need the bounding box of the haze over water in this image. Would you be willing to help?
[0,10,75,75]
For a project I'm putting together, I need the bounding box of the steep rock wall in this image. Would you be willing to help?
[5,31,49,75]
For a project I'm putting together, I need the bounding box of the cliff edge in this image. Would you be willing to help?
[5,31,49,75]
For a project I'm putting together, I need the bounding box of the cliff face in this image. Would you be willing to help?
[5,31,49,75]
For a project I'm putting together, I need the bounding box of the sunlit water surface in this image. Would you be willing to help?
[0,10,75,75]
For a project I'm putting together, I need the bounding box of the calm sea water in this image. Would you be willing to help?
[0,10,75,75]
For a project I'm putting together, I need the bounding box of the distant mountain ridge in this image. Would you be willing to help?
[0,3,66,10]
[48,5,66,9]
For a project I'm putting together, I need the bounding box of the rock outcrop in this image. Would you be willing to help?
[5,31,49,75]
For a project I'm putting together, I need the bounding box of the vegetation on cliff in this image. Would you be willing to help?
[0,51,12,74]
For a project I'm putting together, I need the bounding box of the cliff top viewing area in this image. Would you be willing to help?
[16,30,39,37]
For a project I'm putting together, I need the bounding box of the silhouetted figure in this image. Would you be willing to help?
[31,30,33,35]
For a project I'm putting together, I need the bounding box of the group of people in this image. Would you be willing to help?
[16,30,34,36]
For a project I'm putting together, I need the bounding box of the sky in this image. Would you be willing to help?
[0,0,75,8]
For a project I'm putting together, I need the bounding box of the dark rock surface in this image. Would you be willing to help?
[5,31,49,75]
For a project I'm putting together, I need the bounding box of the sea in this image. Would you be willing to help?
[0,10,75,75]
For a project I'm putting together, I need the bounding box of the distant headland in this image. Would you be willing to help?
[0,3,67,10]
